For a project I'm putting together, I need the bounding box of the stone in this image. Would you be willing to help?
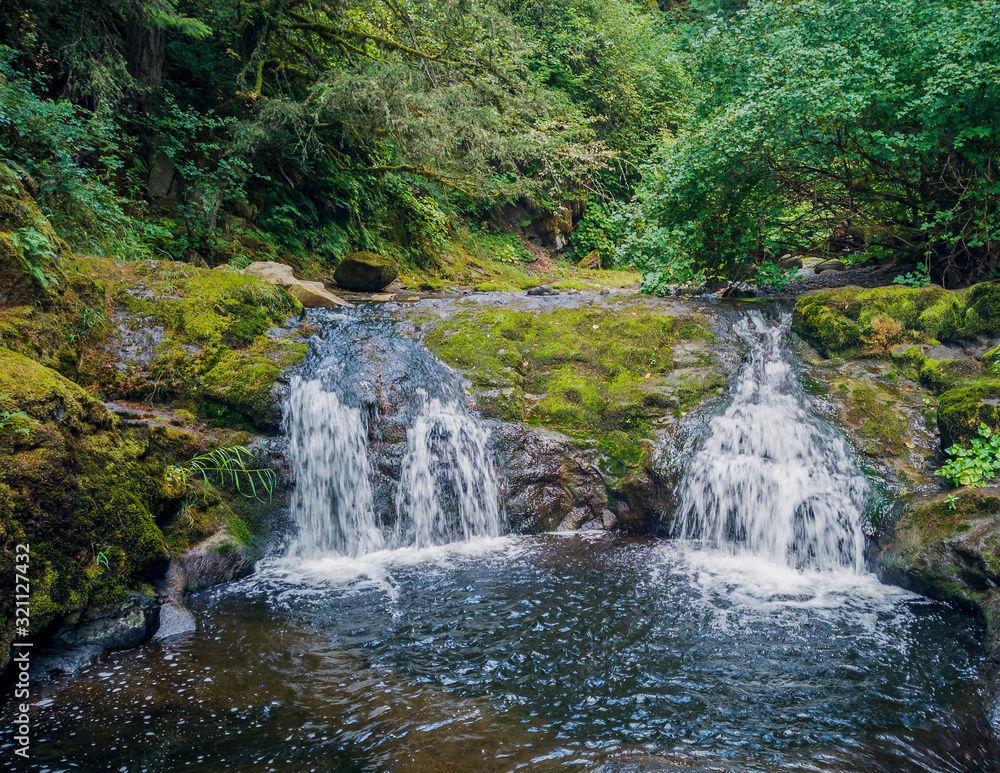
[33,593,161,679]
[778,253,803,270]
[162,531,255,598]
[494,424,618,533]
[245,261,353,308]
[526,285,559,296]
[814,259,847,273]
[333,251,399,291]
[154,601,197,641]
[370,293,397,302]
[924,344,971,362]
[577,250,601,269]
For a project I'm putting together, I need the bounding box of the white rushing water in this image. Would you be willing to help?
[395,394,503,549]
[283,371,502,564]
[674,311,868,572]
[284,377,385,559]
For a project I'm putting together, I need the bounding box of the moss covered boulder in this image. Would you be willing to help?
[418,302,723,530]
[963,283,1000,338]
[0,350,171,670]
[876,488,1000,659]
[938,381,1000,449]
[334,251,399,292]
[0,163,68,308]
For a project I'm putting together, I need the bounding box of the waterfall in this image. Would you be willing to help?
[284,377,385,558]
[281,309,504,560]
[395,394,503,549]
[674,311,867,571]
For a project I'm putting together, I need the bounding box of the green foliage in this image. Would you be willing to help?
[164,445,276,524]
[626,0,1000,291]
[755,261,795,291]
[939,424,1000,488]
[893,263,931,288]
[10,226,58,289]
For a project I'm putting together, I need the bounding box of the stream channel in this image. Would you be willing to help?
[7,297,1000,773]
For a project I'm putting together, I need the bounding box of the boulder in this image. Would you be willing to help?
[876,488,1000,660]
[494,424,615,533]
[245,261,353,308]
[154,600,197,640]
[333,251,399,292]
[814,259,847,273]
[778,253,803,270]
[526,285,559,296]
[577,250,601,269]
[33,593,161,679]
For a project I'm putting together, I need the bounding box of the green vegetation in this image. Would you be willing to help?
[624,0,1000,290]
[0,0,690,278]
[939,424,1000,488]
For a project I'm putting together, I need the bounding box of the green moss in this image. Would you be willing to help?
[918,358,983,393]
[909,488,1000,538]
[794,286,965,356]
[423,305,718,476]
[844,382,909,456]
[793,299,862,356]
[937,380,1000,448]
[69,257,306,429]
[0,349,169,666]
[961,283,1000,337]
[473,280,519,292]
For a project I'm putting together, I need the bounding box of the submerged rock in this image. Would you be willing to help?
[333,251,399,291]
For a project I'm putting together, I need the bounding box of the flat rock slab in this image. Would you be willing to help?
[924,344,972,361]
[245,261,353,308]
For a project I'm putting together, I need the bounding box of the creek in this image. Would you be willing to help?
[10,300,1000,772]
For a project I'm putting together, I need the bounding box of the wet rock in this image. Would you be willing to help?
[333,251,399,292]
[876,488,1000,659]
[494,424,614,533]
[526,285,559,296]
[814,259,847,273]
[245,260,352,308]
[154,600,197,640]
[162,531,254,599]
[34,594,161,679]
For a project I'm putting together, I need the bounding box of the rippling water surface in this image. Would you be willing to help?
[9,534,997,773]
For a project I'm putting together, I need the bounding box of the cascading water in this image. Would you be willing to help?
[281,308,503,560]
[284,377,384,558]
[674,310,868,571]
[395,393,502,549]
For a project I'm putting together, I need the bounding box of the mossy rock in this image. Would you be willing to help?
[794,285,965,356]
[76,257,306,430]
[421,305,719,478]
[334,251,399,292]
[793,299,862,356]
[961,283,1000,338]
[0,163,68,308]
[918,358,983,394]
[0,349,170,669]
[938,380,1000,449]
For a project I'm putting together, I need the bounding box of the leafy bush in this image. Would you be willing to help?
[625,0,1000,291]
[939,423,1000,487]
